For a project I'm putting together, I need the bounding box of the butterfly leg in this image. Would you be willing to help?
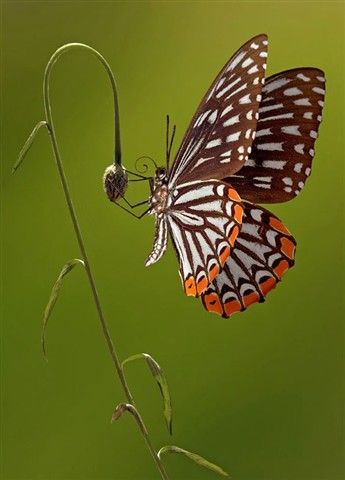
[112,186,150,218]
[121,196,148,209]
[126,169,151,181]
[111,176,151,209]
[127,169,154,194]
[128,175,154,194]
[111,170,153,218]
[128,178,152,182]
[114,201,150,219]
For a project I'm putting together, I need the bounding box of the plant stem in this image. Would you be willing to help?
[42,43,169,480]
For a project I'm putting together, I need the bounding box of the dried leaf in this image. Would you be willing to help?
[111,403,149,436]
[42,258,85,360]
[111,403,128,422]
[158,445,229,477]
[122,353,173,434]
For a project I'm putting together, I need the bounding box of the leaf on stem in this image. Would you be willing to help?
[111,403,149,437]
[12,121,48,174]
[42,258,85,360]
[158,445,229,477]
[111,403,128,422]
[122,353,173,435]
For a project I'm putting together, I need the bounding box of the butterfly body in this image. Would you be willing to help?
[148,169,169,215]
[140,34,325,317]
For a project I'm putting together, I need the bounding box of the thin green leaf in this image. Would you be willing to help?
[158,445,229,477]
[42,258,85,360]
[12,121,48,173]
[122,353,173,434]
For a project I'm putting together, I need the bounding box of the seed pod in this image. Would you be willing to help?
[103,164,128,202]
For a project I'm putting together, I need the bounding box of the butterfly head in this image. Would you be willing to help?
[155,166,168,183]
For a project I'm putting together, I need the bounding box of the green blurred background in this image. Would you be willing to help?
[2,1,344,479]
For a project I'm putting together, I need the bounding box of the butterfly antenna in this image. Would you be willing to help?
[166,114,170,171]
[168,124,176,161]
[166,115,176,172]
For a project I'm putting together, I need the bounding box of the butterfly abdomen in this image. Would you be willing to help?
[145,213,168,267]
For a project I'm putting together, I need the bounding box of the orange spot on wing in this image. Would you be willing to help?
[209,264,219,282]
[184,276,197,297]
[260,277,277,295]
[228,188,241,201]
[269,217,290,234]
[234,204,243,224]
[224,300,242,317]
[243,291,260,308]
[219,245,231,267]
[203,293,223,315]
[197,276,208,296]
[274,259,290,279]
[229,225,239,246]
[280,237,295,259]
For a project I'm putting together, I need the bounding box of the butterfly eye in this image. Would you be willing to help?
[156,167,167,180]
[103,164,128,202]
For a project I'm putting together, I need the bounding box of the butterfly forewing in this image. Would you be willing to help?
[166,180,244,297]
[226,68,325,203]
[201,202,296,317]
[168,34,268,187]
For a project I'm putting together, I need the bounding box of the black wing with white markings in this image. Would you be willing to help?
[168,34,268,187]
[226,68,325,203]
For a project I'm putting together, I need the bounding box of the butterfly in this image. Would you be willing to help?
[111,34,325,318]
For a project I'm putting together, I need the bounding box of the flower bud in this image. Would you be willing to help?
[103,164,128,202]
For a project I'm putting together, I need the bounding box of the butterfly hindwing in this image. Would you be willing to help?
[201,202,296,317]
[166,180,244,297]
[168,34,268,187]
[227,68,325,203]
